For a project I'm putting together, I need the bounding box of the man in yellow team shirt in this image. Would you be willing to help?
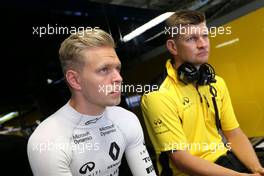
[141,10,264,176]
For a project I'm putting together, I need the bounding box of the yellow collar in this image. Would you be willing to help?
[166,59,179,83]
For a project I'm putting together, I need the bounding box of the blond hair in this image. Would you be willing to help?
[59,28,115,74]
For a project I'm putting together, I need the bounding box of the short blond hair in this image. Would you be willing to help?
[59,29,115,74]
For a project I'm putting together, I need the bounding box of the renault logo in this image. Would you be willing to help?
[109,142,120,161]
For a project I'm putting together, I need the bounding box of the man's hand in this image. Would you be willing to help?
[238,173,261,176]
[254,167,264,175]
[224,128,263,175]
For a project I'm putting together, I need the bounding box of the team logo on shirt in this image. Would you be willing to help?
[85,116,102,125]
[73,132,93,144]
[153,118,169,135]
[183,97,190,105]
[146,165,155,174]
[99,124,116,136]
[182,96,194,110]
[79,162,96,174]
[154,119,162,125]
[141,154,155,174]
[109,142,120,161]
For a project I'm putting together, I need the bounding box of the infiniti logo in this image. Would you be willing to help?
[183,97,190,105]
[79,162,95,174]
[154,119,162,126]
[85,116,102,125]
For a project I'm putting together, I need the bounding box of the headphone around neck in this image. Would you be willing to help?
[177,62,216,85]
[177,62,222,131]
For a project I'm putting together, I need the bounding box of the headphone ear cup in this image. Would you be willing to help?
[177,63,199,84]
[197,64,216,85]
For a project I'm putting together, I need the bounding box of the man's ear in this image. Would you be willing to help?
[65,70,82,91]
[166,39,178,56]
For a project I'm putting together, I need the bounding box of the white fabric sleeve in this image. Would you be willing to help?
[122,112,157,176]
[125,143,157,176]
[27,137,73,176]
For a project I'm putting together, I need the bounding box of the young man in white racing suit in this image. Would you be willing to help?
[27,29,157,176]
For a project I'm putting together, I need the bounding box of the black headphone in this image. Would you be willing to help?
[177,62,222,131]
[177,62,216,85]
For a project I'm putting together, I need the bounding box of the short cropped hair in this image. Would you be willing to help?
[59,29,115,74]
[166,10,205,39]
